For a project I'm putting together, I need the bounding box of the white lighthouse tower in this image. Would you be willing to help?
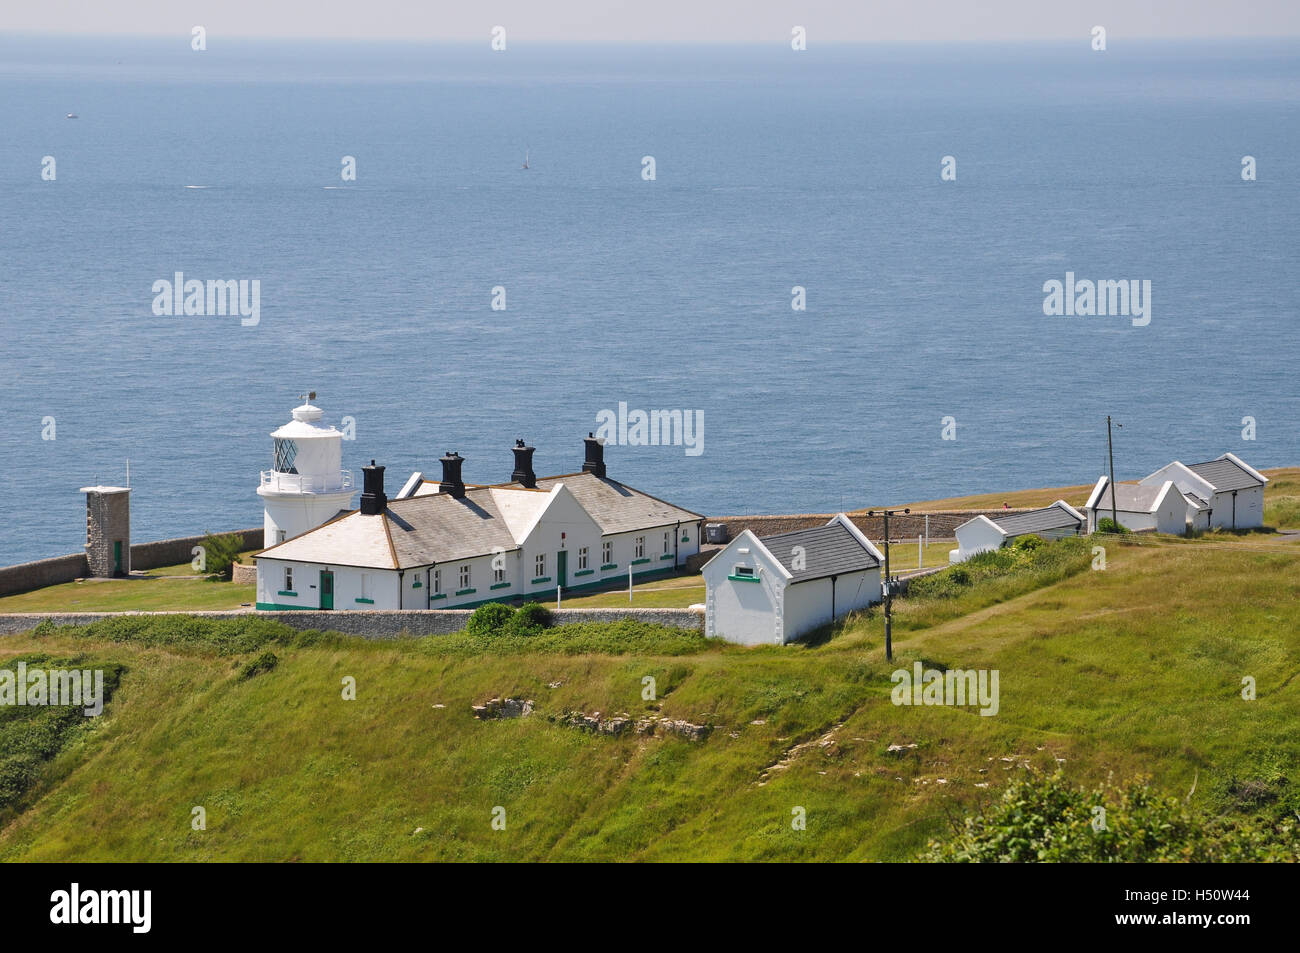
[257,393,355,545]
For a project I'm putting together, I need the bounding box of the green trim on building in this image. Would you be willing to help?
[455,587,476,596]
[355,597,375,604]
[256,601,316,611]
[631,558,651,565]
[277,590,297,597]
[573,568,595,577]
[531,576,551,584]
[430,593,447,601]
[728,573,761,583]
[490,582,512,590]
[412,581,423,588]
[660,554,674,560]
[600,563,618,570]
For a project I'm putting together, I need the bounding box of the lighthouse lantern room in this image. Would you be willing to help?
[257,393,355,545]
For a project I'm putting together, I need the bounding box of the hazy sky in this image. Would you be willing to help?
[6,0,1300,43]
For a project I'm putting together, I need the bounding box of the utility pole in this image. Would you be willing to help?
[1106,416,1121,531]
[867,507,910,661]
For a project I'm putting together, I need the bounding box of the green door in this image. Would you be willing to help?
[113,541,122,575]
[557,550,567,588]
[320,570,334,610]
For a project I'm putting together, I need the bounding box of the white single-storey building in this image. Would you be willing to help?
[255,435,704,611]
[1083,477,1188,534]
[1138,452,1268,530]
[949,501,1085,563]
[702,514,883,646]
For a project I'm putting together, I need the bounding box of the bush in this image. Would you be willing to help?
[1011,533,1044,551]
[199,532,244,580]
[504,602,552,638]
[1096,518,1129,535]
[237,650,278,681]
[920,771,1300,862]
[466,602,515,637]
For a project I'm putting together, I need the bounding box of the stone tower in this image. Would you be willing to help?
[80,486,131,577]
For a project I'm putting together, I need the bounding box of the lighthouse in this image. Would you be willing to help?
[257,393,355,545]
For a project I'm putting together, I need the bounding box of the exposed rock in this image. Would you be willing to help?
[472,697,534,720]
[557,710,711,741]
[886,742,919,755]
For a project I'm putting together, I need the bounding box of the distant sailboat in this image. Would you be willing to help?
[522,149,529,170]
[66,113,78,119]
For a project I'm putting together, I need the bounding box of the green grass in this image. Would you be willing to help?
[0,555,257,613]
[1,530,1297,861]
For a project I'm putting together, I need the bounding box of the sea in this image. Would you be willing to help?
[1,35,1297,565]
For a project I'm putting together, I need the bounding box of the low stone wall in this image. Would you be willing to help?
[0,554,89,599]
[131,528,263,572]
[707,510,1033,543]
[231,563,257,584]
[0,606,705,639]
[0,528,264,598]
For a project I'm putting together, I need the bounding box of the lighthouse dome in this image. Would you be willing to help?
[270,401,341,441]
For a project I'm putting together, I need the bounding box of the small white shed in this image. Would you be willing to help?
[949,501,1085,563]
[702,514,883,646]
[1140,453,1268,530]
[1084,477,1187,534]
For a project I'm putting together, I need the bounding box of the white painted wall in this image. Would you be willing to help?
[703,531,787,646]
[950,516,1005,563]
[1211,485,1265,529]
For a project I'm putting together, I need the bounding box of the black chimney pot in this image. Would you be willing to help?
[511,439,537,488]
[360,460,387,515]
[582,432,606,478]
[439,451,466,499]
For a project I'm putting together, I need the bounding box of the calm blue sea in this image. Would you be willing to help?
[1,36,1298,564]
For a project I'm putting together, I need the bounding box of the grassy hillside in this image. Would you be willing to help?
[1,531,1297,861]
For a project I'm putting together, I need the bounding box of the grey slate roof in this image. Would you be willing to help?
[759,522,880,584]
[991,505,1083,536]
[384,488,521,567]
[1187,459,1264,492]
[523,472,703,533]
[1090,483,1165,512]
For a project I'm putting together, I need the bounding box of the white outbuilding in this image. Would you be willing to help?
[949,501,1085,563]
[702,514,883,646]
[1139,452,1268,530]
[1083,477,1188,534]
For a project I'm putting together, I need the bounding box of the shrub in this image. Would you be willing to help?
[199,532,244,580]
[920,771,1300,862]
[466,602,515,637]
[1011,533,1044,551]
[237,650,278,681]
[505,602,552,638]
[1096,518,1129,535]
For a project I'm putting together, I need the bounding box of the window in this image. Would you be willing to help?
[635,536,645,559]
[276,530,286,544]
[734,565,755,578]
[458,564,471,590]
[602,541,612,564]
[578,547,589,570]
[273,437,298,473]
[493,565,504,584]
[433,569,441,594]
[535,553,546,578]
[284,567,294,591]
[663,531,671,554]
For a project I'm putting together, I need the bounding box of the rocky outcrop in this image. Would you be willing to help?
[472,697,534,719]
[555,710,711,741]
